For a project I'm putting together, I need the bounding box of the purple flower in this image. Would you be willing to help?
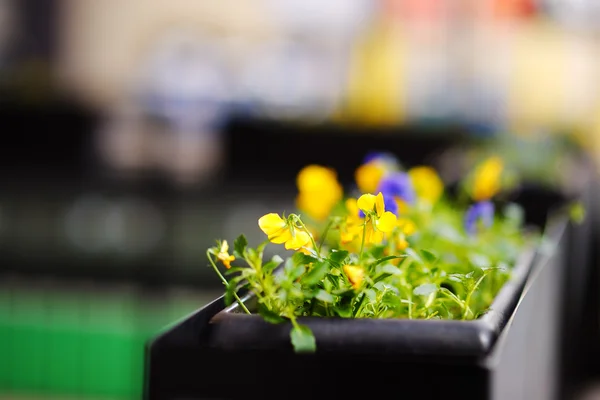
[465,201,494,235]
[363,152,399,168]
[376,172,415,204]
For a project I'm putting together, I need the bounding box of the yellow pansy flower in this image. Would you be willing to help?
[217,240,235,269]
[472,157,504,201]
[343,265,364,290]
[395,218,417,251]
[355,162,387,194]
[397,218,417,236]
[258,213,292,244]
[258,213,311,250]
[340,198,364,244]
[408,166,444,204]
[296,165,343,221]
[357,192,397,244]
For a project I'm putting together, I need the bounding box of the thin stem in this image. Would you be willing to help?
[297,219,320,259]
[207,251,251,314]
[462,274,488,320]
[317,219,335,253]
[359,220,367,261]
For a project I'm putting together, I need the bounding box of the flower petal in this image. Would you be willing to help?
[357,194,376,214]
[220,240,229,254]
[343,265,364,289]
[258,213,287,236]
[355,163,386,194]
[376,211,397,233]
[375,192,385,217]
[269,228,293,244]
[285,230,311,250]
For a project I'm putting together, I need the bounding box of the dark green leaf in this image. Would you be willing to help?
[328,250,349,266]
[335,304,353,318]
[301,261,330,286]
[290,324,316,353]
[413,283,438,296]
[224,267,246,276]
[420,249,438,265]
[258,304,285,324]
[315,290,334,303]
[233,234,248,259]
[263,255,284,273]
[332,288,355,297]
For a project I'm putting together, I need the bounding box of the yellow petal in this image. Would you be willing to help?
[357,194,376,213]
[473,157,504,201]
[285,230,311,250]
[343,265,364,290]
[267,228,292,244]
[258,213,287,236]
[355,163,386,194]
[375,192,385,217]
[297,165,339,193]
[376,211,397,233]
[217,252,235,269]
[364,224,383,244]
[408,166,444,204]
[396,236,409,250]
[397,218,417,236]
[220,240,229,254]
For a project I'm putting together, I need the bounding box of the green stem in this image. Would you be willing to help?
[462,274,488,320]
[359,220,367,261]
[207,251,251,314]
[297,219,320,259]
[317,219,335,253]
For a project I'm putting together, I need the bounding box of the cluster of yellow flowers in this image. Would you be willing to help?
[215,155,505,292]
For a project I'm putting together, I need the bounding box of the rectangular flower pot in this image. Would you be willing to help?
[145,204,569,400]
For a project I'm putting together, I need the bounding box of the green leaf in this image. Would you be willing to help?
[405,248,423,265]
[371,255,406,268]
[315,290,334,303]
[365,289,377,302]
[292,251,318,266]
[379,264,402,275]
[233,234,248,258]
[258,304,285,324]
[286,264,306,281]
[301,261,330,286]
[290,324,316,353]
[413,283,438,297]
[420,249,438,265]
[224,267,247,275]
[263,255,284,273]
[224,276,244,306]
[328,250,349,266]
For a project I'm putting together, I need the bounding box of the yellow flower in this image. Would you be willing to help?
[217,240,235,269]
[258,213,292,244]
[396,236,409,250]
[340,199,363,244]
[355,162,386,194]
[258,213,311,250]
[394,218,416,251]
[472,157,504,201]
[296,165,343,221]
[284,230,311,251]
[397,218,417,236]
[357,193,397,244]
[343,265,364,290]
[408,166,444,204]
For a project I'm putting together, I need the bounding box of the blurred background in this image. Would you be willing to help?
[2,0,600,399]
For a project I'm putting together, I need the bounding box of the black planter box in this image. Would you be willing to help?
[145,185,575,400]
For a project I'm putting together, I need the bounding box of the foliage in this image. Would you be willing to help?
[207,154,537,353]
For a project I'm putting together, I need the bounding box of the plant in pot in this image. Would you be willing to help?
[205,153,536,353]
